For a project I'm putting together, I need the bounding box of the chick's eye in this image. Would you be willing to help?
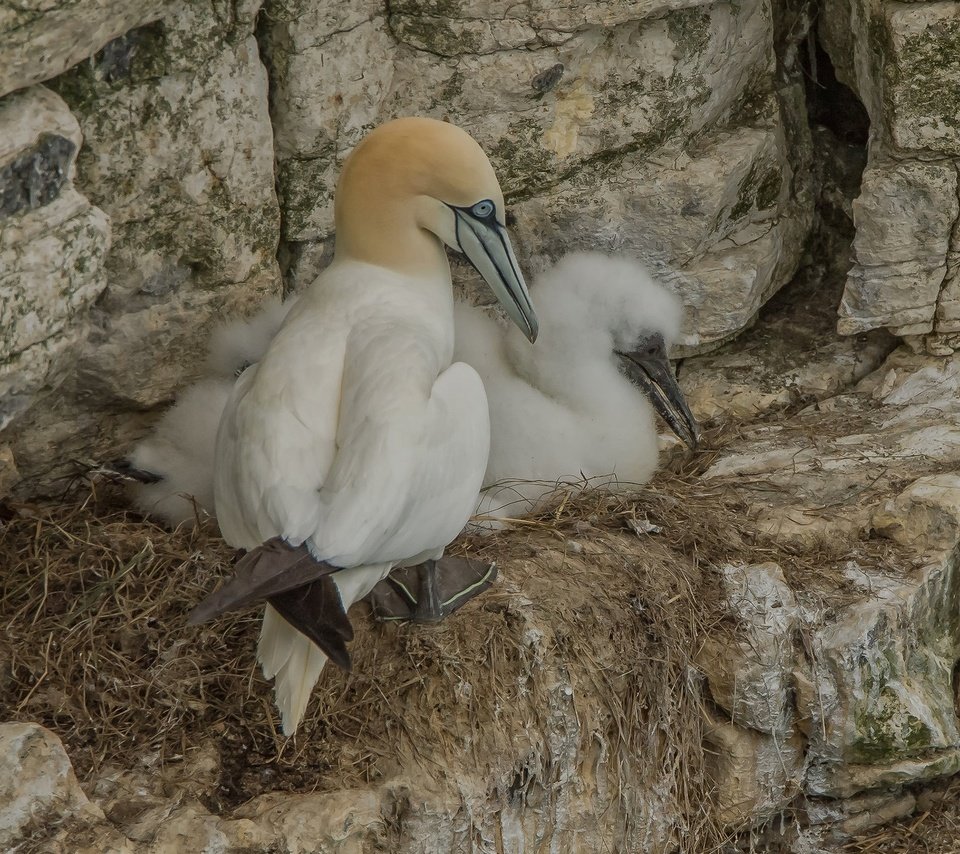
[471,199,495,219]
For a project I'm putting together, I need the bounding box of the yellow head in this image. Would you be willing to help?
[334,117,538,342]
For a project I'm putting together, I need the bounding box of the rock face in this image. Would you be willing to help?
[0,86,111,432]
[699,563,806,825]
[0,723,102,848]
[2,3,282,492]
[261,0,814,353]
[695,342,960,841]
[822,0,960,349]
[0,1,168,99]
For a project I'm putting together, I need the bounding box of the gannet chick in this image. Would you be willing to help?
[189,117,538,736]
[122,298,294,526]
[458,251,698,521]
[206,297,293,378]
[124,379,233,526]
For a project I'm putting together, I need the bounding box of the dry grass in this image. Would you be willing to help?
[0,453,923,850]
[0,475,733,846]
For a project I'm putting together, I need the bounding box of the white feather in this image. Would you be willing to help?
[206,297,293,378]
[459,251,683,520]
[215,260,489,734]
[126,299,292,525]
[258,606,329,736]
[127,378,234,526]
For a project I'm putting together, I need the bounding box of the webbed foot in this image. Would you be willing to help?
[369,557,497,623]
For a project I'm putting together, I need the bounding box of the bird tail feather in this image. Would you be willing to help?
[257,562,392,735]
[259,604,328,736]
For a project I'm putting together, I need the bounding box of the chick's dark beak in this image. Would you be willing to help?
[617,333,700,449]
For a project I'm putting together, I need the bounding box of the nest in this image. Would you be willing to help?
[0,452,916,851]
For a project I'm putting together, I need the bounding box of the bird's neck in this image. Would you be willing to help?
[333,197,452,282]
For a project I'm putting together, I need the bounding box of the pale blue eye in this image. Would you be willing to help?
[471,200,495,219]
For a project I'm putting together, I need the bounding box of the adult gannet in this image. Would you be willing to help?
[188,117,538,736]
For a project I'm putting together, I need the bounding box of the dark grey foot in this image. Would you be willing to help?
[107,458,163,484]
[368,557,498,623]
[415,560,443,623]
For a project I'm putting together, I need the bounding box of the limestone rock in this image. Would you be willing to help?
[699,344,960,800]
[800,553,960,798]
[821,0,960,349]
[0,85,111,432]
[51,7,280,406]
[266,0,773,243]
[7,4,281,492]
[238,789,386,852]
[125,801,275,851]
[885,3,960,158]
[262,0,396,245]
[838,159,958,337]
[511,118,812,354]
[700,563,799,735]
[680,260,894,424]
[0,722,102,848]
[704,716,805,826]
[805,789,917,841]
[872,472,960,552]
[702,347,960,547]
[0,1,168,99]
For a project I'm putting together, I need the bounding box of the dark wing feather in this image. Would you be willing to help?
[268,578,354,672]
[187,537,340,624]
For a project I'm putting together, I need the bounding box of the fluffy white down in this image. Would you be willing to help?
[205,297,293,378]
[127,378,234,526]
[457,251,683,520]
[127,299,296,527]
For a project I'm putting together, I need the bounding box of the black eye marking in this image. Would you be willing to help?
[634,332,665,357]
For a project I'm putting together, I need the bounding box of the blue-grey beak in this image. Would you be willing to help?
[451,201,538,343]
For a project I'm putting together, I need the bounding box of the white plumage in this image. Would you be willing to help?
[127,252,695,532]
[188,117,538,735]
[125,300,288,526]
[205,297,291,378]
[458,251,691,520]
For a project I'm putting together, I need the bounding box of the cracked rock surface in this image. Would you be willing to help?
[821,0,960,351]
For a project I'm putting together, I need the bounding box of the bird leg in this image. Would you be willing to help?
[367,557,498,623]
[414,560,443,623]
